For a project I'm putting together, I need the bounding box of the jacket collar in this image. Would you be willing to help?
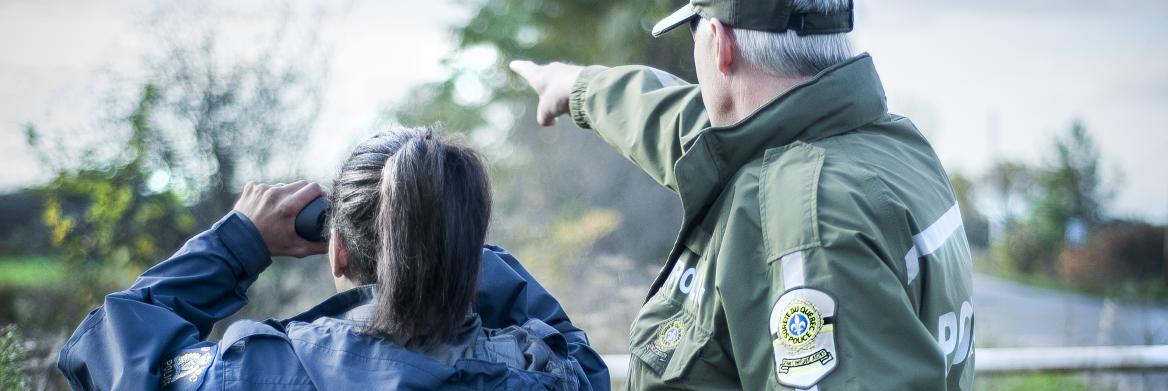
[702,53,886,168]
[650,54,888,300]
[281,284,378,324]
[676,53,888,227]
[280,285,479,338]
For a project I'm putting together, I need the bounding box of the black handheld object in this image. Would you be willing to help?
[294,196,330,242]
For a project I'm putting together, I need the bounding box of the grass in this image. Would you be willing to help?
[975,373,1096,391]
[0,256,64,288]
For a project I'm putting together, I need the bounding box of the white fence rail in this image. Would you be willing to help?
[975,345,1168,374]
[601,345,1168,380]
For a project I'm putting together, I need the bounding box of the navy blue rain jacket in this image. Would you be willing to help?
[57,212,610,390]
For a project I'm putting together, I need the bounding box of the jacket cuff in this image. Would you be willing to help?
[568,65,609,129]
[214,211,273,278]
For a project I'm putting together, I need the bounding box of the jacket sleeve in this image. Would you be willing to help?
[750,233,943,391]
[474,246,610,390]
[568,65,709,192]
[57,212,272,390]
[723,147,946,390]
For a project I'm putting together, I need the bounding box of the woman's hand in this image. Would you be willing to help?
[233,181,329,258]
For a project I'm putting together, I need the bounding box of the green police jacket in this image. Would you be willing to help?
[568,54,974,390]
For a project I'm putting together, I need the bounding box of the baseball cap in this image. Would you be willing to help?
[651,0,854,37]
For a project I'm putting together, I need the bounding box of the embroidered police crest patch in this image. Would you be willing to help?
[161,345,215,389]
[655,319,686,350]
[778,299,822,350]
[769,288,837,388]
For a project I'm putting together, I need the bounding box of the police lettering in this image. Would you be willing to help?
[669,263,705,301]
[936,300,974,366]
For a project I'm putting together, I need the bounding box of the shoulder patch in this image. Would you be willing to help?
[161,345,216,389]
[655,319,687,351]
[769,288,838,388]
[760,141,824,262]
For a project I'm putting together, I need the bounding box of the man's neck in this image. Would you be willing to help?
[712,72,809,126]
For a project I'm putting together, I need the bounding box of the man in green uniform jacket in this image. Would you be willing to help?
[511,0,974,389]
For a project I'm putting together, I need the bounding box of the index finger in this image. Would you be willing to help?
[285,181,328,212]
[509,60,538,80]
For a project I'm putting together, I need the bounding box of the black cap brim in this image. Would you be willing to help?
[651,4,699,37]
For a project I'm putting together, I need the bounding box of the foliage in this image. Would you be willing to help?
[394,0,693,133]
[1057,222,1166,290]
[28,85,198,303]
[0,326,29,390]
[982,160,1033,225]
[26,8,327,227]
[20,4,329,308]
[1040,120,1111,227]
[396,0,694,265]
[949,171,989,249]
[140,16,326,222]
[994,120,1114,275]
[513,207,622,287]
[994,219,1058,275]
[981,120,1168,302]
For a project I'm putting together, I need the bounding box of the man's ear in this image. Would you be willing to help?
[329,230,349,278]
[709,18,735,74]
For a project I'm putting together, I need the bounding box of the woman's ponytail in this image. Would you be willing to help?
[331,127,490,350]
[330,127,490,348]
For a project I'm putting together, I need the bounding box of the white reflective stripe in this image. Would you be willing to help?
[914,204,964,255]
[648,67,680,88]
[905,203,964,283]
[904,246,921,284]
[781,252,806,289]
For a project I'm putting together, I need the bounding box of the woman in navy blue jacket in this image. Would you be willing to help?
[57,128,609,390]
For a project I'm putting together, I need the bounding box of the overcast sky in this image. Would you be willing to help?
[1,0,1165,222]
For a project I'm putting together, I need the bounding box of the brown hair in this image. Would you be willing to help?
[329,127,491,348]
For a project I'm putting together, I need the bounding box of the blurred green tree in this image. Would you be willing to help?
[22,4,329,307]
[10,4,336,387]
[949,171,989,249]
[1037,120,1111,227]
[394,0,695,132]
[135,12,327,223]
[27,85,196,303]
[996,120,1114,275]
[983,160,1033,226]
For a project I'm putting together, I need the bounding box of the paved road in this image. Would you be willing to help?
[974,273,1168,348]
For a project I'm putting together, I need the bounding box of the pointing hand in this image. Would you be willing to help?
[509,60,583,126]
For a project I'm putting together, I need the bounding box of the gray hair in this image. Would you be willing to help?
[730,0,854,78]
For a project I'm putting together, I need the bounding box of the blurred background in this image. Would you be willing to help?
[0,0,1165,389]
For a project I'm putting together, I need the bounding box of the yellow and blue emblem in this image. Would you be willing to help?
[769,288,838,389]
[778,299,822,350]
[655,319,686,350]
